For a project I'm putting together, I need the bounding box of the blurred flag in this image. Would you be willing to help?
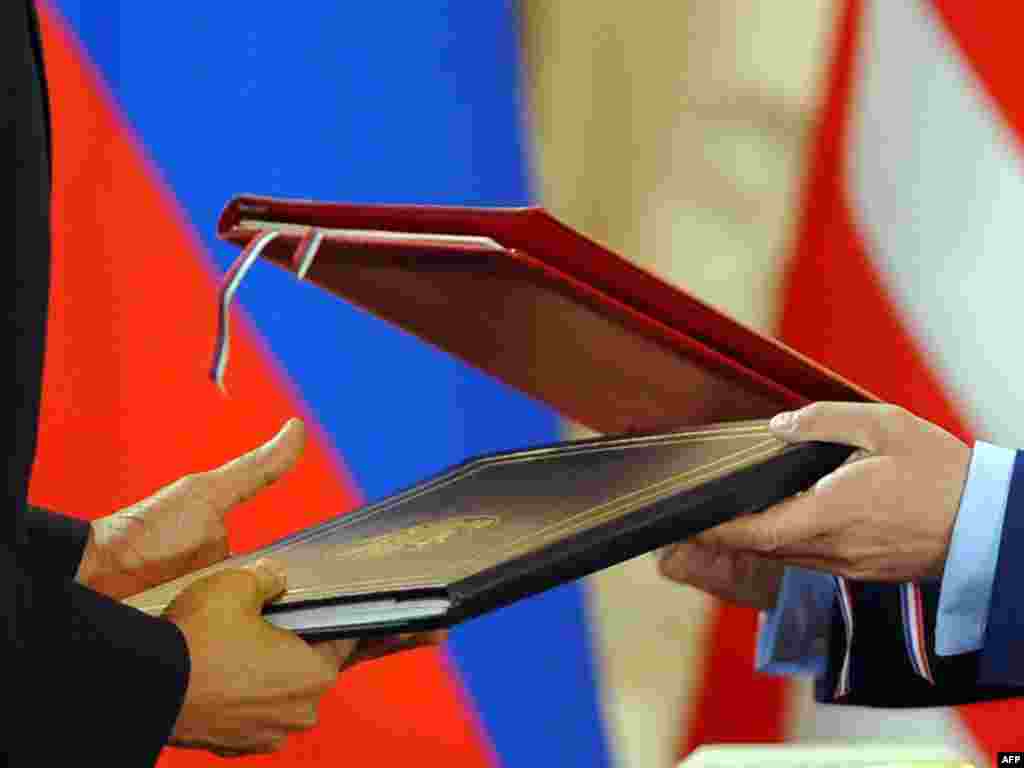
[771,0,1022,764]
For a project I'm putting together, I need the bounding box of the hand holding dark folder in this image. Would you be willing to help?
[126,196,878,636]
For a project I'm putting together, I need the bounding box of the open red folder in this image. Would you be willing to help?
[214,195,875,432]
[124,196,876,637]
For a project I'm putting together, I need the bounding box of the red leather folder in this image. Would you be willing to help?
[217,195,876,432]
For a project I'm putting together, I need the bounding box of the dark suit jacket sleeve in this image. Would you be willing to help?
[10,2,191,762]
[6,541,191,764]
[814,453,1024,706]
[22,504,91,579]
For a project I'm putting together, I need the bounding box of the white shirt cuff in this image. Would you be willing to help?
[935,441,1016,656]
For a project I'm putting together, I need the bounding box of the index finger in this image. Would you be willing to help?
[698,487,826,556]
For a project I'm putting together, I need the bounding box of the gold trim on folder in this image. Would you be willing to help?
[125,421,790,616]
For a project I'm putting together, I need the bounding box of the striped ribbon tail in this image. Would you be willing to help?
[899,583,935,684]
[210,230,280,391]
[293,227,325,281]
[833,575,855,699]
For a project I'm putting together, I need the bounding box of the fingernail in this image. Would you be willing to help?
[261,422,292,454]
[770,411,795,431]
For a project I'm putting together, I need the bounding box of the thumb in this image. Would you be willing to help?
[206,418,306,512]
[768,402,910,454]
[237,558,288,613]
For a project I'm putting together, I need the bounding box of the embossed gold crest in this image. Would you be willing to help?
[332,515,500,561]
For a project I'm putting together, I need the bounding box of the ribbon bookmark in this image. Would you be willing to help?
[900,582,935,684]
[210,230,280,391]
[292,227,325,281]
[833,575,856,699]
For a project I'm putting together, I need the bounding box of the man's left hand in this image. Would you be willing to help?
[76,419,305,599]
[697,402,970,583]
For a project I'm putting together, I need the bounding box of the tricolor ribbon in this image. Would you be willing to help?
[210,230,280,391]
[899,582,935,684]
[211,228,327,391]
[292,227,325,281]
[833,575,856,699]
[831,578,935,700]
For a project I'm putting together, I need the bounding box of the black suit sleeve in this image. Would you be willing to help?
[7,542,191,764]
[9,2,192,763]
[22,504,91,579]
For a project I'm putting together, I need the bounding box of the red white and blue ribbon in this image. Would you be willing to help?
[210,230,280,390]
[899,582,935,684]
[833,575,855,699]
[292,227,325,281]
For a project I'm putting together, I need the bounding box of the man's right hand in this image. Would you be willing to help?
[658,538,784,611]
[164,559,414,756]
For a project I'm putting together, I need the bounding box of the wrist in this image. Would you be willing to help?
[74,522,103,588]
[75,518,129,597]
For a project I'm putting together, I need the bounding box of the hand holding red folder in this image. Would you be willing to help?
[685,402,970,584]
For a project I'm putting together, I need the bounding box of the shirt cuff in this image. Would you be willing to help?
[756,567,835,677]
[935,441,1016,656]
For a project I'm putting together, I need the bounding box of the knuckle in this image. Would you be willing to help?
[250,453,281,489]
[270,734,288,751]
[200,567,258,600]
[762,521,783,554]
[658,559,684,583]
[859,407,898,449]
[319,668,338,690]
[253,733,287,753]
[844,563,869,581]
[796,402,826,428]
[249,464,273,491]
[180,471,221,505]
[656,554,675,579]
[310,660,338,690]
[656,547,684,577]
[835,549,860,572]
[884,404,918,432]
[878,403,910,424]
[860,405,917,454]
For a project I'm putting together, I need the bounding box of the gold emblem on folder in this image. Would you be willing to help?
[333,515,500,561]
